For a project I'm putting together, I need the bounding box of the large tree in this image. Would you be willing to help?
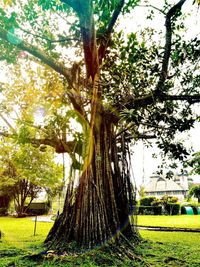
[0,0,200,250]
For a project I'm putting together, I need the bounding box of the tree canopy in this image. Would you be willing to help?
[188,185,200,203]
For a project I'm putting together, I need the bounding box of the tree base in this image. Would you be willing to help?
[40,233,144,266]
[45,225,141,252]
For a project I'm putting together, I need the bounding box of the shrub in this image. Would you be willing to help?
[25,202,49,215]
[161,195,178,204]
[165,203,180,215]
[140,197,157,206]
[0,208,8,216]
[138,206,162,215]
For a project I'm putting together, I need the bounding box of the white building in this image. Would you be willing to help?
[144,174,193,201]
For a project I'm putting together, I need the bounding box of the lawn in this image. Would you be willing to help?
[137,214,200,228]
[0,216,200,266]
[0,216,53,249]
[135,232,200,267]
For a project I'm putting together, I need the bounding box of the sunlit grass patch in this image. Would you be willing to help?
[137,215,200,228]
[140,230,200,244]
[0,216,53,249]
[138,231,200,266]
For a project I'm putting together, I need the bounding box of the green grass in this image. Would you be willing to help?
[0,216,200,266]
[137,214,200,228]
[0,216,53,249]
[135,235,200,267]
[140,230,200,244]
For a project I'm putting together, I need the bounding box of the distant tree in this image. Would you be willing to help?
[188,152,200,175]
[138,186,146,199]
[0,140,63,216]
[188,185,200,203]
[152,195,179,215]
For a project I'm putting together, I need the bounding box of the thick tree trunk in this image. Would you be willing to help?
[45,2,139,248]
[45,114,138,249]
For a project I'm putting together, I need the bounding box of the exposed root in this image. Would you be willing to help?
[32,235,149,266]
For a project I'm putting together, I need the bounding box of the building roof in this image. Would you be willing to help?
[145,176,186,193]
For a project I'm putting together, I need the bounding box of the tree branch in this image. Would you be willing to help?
[157,0,187,86]
[137,134,156,140]
[0,131,82,155]
[0,28,73,86]
[124,0,190,110]
[0,28,86,117]
[29,138,82,155]
[18,26,80,43]
[138,5,166,15]
[60,0,81,13]
[164,94,200,103]
[98,0,125,63]
[114,125,156,140]
[126,93,200,109]
[0,113,16,134]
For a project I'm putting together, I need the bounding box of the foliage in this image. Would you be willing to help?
[165,203,180,215]
[187,152,200,175]
[138,206,162,215]
[188,185,200,203]
[0,140,63,215]
[154,195,179,215]
[138,186,146,199]
[160,195,179,204]
[140,195,179,215]
[140,197,157,206]
[0,195,10,208]
[0,208,8,216]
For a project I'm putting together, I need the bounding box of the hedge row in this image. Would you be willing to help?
[138,206,162,215]
[137,203,181,215]
[165,203,180,215]
[140,197,156,206]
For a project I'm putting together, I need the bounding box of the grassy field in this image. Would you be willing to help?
[137,215,200,228]
[0,215,200,266]
[0,216,53,248]
[135,232,200,267]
